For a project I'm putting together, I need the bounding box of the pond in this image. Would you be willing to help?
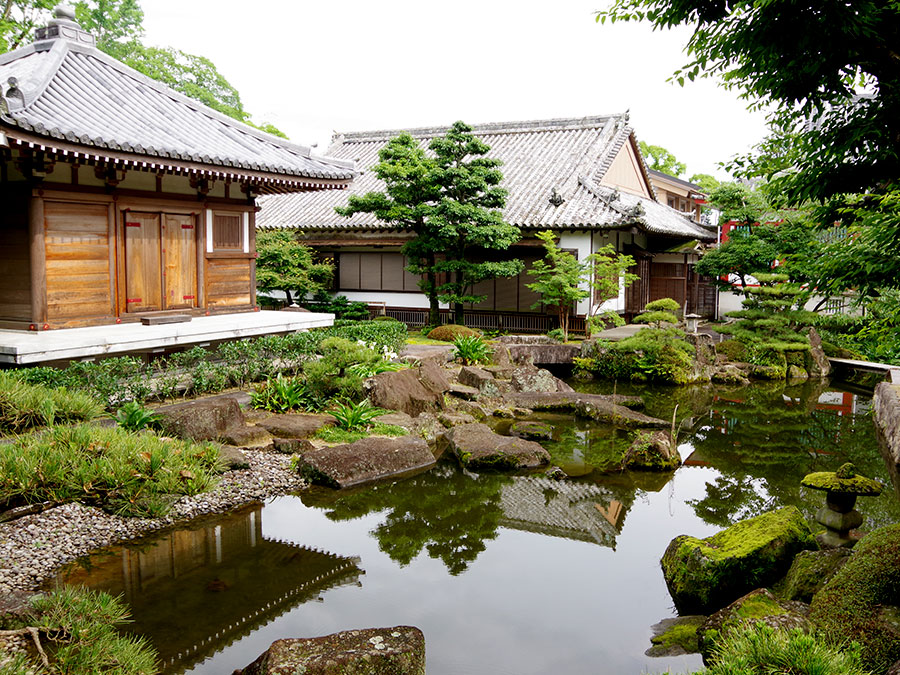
[53,379,900,674]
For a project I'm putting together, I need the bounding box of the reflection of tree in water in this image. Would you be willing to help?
[683,379,900,528]
[302,464,509,575]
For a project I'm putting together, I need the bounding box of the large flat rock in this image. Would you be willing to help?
[239,626,425,675]
[366,368,443,416]
[436,422,550,470]
[293,436,436,488]
[257,414,333,439]
[503,391,667,428]
[156,394,246,441]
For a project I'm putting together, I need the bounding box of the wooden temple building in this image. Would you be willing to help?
[0,6,354,363]
[258,115,718,332]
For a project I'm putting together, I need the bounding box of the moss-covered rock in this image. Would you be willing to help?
[646,615,705,657]
[660,506,818,614]
[774,548,852,603]
[622,430,681,471]
[697,588,812,660]
[809,523,900,673]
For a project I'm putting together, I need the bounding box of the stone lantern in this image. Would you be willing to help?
[801,462,883,548]
[684,313,702,334]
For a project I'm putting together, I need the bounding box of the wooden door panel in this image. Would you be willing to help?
[163,214,197,309]
[45,202,111,319]
[124,212,162,312]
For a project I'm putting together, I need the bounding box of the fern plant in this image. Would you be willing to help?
[114,401,161,432]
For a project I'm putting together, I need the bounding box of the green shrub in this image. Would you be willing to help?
[716,339,748,362]
[304,294,370,320]
[13,587,158,674]
[302,337,379,402]
[327,399,388,431]
[546,327,567,342]
[452,335,493,366]
[696,622,868,675]
[575,327,695,384]
[346,360,405,378]
[645,298,681,313]
[373,315,401,322]
[0,372,103,433]
[113,401,161,432]
[427,324,480,341]
[0,425,219,517]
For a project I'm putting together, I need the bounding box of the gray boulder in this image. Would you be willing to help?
[805,327,832,378]
[239,626,425,675]
[457,366,508,397]
[272,437,316,455]
[216,444,250,471]
[510,366,568,393]
[774,548,852,603]
[293,436,436,488]
[436,422,551,470]
[366,368,443,416]
[157,395,245,441]
[258,414,333,439]
[221,425,272,449]
[509,420,553,441]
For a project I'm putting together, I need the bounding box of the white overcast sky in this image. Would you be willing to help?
[140,0,769,179]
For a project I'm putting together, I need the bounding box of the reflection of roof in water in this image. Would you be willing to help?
[56,506,362,674]
[499,476,627,550]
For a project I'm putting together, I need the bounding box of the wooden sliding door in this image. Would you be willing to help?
[124,211,197,312]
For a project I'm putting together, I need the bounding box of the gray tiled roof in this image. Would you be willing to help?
[257,115,715,239]
[0,31,355,188]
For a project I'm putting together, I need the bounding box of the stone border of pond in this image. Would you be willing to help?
[875,382,900,495]
[0,449,305,594]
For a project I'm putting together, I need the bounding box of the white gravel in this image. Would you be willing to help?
[0,449,306,593]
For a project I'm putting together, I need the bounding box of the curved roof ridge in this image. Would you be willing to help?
[336,113,626,144]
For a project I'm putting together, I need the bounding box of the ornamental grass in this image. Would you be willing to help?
[0,371,103,433]
[0,424,220,517]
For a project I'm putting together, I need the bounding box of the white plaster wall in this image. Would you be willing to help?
[336,291,448,310]
[558,231,593,316]
[716,289,855,320]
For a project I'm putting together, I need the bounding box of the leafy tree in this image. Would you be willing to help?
[526,231,591,342]
[597,1,900,205]
[335,133,444,326]
[338,123,523,326]
[639,140,686,177]
[74,0,141,51]
[0,0,54,52]
[633,297,680,327]
[429,121,523,323]
[695,228,778,292]
[689,173,721,195]
[526,230,636,341]
[255,229,333,306]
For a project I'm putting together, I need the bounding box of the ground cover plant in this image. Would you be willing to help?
[0,586,157,674]
[10,320,407,409]
[0,372,103,434]
[0,425,220,517]
[693,622,869,675]
[113,401,162,432]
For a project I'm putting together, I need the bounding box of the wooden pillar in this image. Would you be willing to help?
[682,253,689,317]
[29,192,47,326]
[249,208,257,309]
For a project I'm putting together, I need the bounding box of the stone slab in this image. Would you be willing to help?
[239,626,425,675]
[257,414,333,439]
[293,436,436,488]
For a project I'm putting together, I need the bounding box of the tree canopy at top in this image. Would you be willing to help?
[1,0,284,135]
[597,1,900,204]
[639,141,686,177]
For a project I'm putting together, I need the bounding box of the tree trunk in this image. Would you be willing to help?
[427,271,440,326]
[454,268,465,325]
[284,289,294,306]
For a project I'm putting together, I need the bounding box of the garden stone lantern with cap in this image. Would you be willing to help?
[801,462,882,549]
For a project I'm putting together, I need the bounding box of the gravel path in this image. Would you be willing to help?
[0,449,307,594]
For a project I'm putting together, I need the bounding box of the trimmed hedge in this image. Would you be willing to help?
[426,324,480,341]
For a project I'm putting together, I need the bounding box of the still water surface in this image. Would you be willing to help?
[56,379,900,674]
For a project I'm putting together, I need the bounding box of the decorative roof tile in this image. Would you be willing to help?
[0,19,354,189]
[257,115,715,239]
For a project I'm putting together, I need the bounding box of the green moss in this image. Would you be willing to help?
[623,431,680,471]
[774,549,851,603]
[801,465,883,495]
[733,594,787,620]
[650,616,704,653]
[809,523,900,672]
[699,506,816,562]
